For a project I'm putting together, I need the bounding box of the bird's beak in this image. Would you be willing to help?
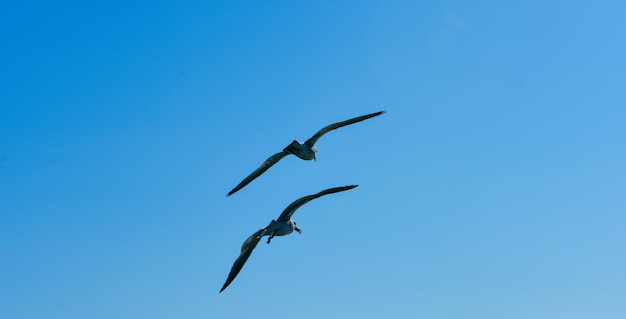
[313,156,316,162]
[295,226,302,234]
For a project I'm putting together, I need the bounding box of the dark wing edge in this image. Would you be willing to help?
[277,185,358,221]
[304,111,385,146]
[219,228,265,293]
[227,151,289,196]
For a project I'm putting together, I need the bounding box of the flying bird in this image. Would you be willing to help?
[227,111,384,196]
[219,185,358,292]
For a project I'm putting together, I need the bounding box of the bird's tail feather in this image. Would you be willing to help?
[282,140,300,155]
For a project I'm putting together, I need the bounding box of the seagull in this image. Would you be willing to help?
[227,111,384,196]
[219,185,358,292]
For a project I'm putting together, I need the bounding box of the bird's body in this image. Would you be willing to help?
[263,219,298,238]
[227,111,384,196]
[284,140,317,161]
[219,185,358,292]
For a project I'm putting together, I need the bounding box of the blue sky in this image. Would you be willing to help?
[2,1,625,318]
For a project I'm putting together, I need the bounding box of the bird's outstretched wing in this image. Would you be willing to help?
[277,185,358,222]
[227,151,289,196]
[220,227,266,292]
[304,111,385,147]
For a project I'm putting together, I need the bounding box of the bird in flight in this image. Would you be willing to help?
[227,111,384,196]
[219,185,358,292]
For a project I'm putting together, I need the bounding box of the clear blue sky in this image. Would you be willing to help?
[2,1,625,318]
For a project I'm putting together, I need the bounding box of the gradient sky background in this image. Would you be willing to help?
[2,1,625,318]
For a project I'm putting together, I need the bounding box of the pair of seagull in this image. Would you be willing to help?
[220,111,385,292]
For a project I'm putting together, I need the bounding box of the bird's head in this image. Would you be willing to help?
[294,221,302,234]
